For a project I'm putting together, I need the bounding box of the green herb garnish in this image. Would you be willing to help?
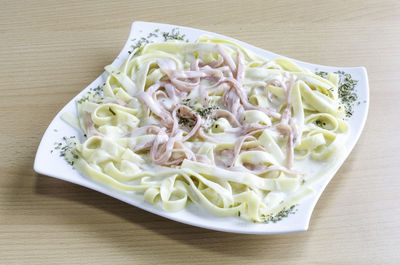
[53,136,79,166]
[315,71,328,78]
[197,106,219,118]
[77,95,89,104]
[109,107,116,116]
[182,98,219,118]
[178,115,196,127]
[315,70,359,117]
[336,71,358,117]
[315,120,326,128]
[130,37,150,52]
[263,205,297,223]
[128,28,189,54]
[77,85,104,104]
[162,27,187,41]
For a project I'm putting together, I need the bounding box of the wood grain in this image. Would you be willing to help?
[1,0,399,264]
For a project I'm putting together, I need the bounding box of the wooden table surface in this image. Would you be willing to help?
[1,0,399,264]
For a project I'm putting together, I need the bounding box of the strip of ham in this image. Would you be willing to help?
[275,73,297,169]
[230,135,257,167]
[215,109,241,127]
[216,44,237,74]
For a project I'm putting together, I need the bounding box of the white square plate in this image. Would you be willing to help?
[34,21,369,234]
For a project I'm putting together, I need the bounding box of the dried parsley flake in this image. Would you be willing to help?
[315,70,359,117]
[262,205,297,223]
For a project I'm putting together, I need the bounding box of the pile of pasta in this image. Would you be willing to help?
[64,36,348,222]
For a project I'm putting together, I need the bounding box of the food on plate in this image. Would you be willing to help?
[61,35,350,222]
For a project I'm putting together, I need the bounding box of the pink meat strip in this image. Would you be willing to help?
[215,109,241,127]
[136,83,174,126]
[230,135,257,167]
[197,128,220,143]
[223,77,281,119]
[264,79,281,103]
[216,44,237,74]
[157,58,203,92]
[275,74,297,169]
